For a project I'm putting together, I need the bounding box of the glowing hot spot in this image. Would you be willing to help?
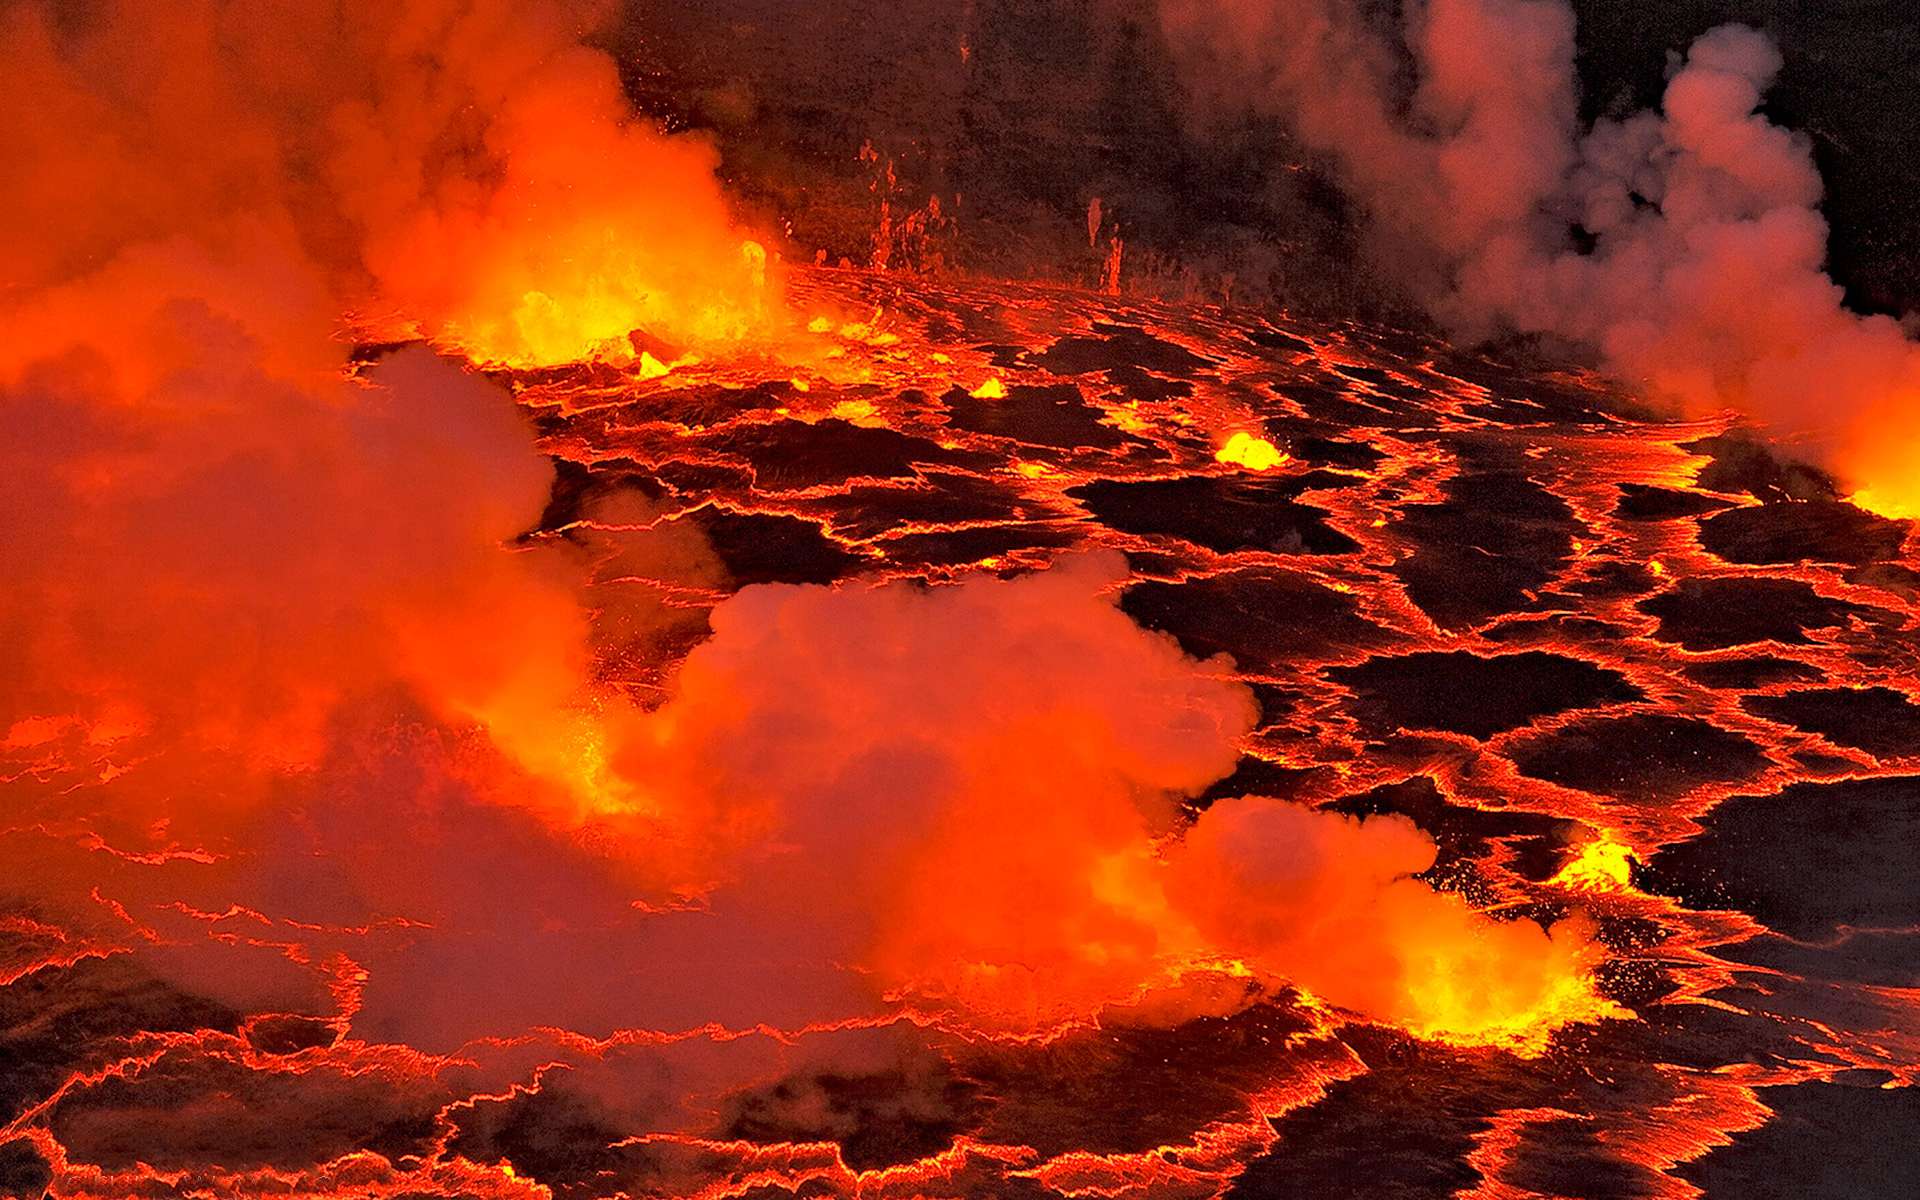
[829,399,881,425]
[1551,838,1636,893]
[1216,432,1289,471]
[1849,486,1920,521]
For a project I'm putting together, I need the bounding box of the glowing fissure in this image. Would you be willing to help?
[10,258,1913,1199]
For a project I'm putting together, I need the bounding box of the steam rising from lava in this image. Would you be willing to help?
[0,339,582,786]
[630,553,1610,1046]
[1159,0,1920,515]
[0,0,1611,1067]
[2,0,778,370]
[0,0,782,807]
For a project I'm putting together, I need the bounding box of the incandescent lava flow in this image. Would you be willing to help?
[5,3,1920,1199]
[5,260,1918,1198]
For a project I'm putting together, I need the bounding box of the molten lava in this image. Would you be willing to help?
[1215,432,1289,471]
[1551,837,1636,893]
[3,2,1917,1198]
[360,53,784,368]
[8,252,1915,1199]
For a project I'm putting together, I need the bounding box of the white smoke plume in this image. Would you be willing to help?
[1158,0,1920,513]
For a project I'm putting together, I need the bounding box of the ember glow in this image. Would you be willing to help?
[354,17,787,371]
[3,2,1917,1198]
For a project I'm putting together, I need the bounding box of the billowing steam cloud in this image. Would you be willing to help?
[0,0,776,820]
[624,552,1607,1044]
[2,0,775,369]
[1,0,1607,1068]
[1159,0,1920,515]
[31,550,1604,1058]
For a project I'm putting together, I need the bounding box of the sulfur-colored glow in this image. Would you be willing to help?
[1167,797,1624,1055]
[1850,486,1920,521]
[1403,961,1628,1056]
[829,398,882,425]
[1839,395,1920,520]
[1216,431,1290,471]
[1551,837,1636,893]
[1108,402,1152,433]
[970,377,1009,399]
[365,59,783,369]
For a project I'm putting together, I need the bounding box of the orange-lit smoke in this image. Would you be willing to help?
[626,553,1258,1025]
[1,0,1610,1060]
[1167,798,1611,1049]
[623,554,1614,1046]
[355,49,778,366]
[1159,0,1920,515]
[2,0,780,371]
[0,340,581,786]
[0,0,780,818]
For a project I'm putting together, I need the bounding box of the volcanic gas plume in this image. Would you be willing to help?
[0,0,783,812]
[2,0,780,372]
[610,553,1611,1044]
[1159,0,1920,516]
[1,0,1608,1061]
[5,3,1917,1198]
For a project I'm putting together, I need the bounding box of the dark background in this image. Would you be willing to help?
[604,0,1919,322]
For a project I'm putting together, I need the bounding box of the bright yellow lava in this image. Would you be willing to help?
[971,377,1009,400]
[1407,971,1632,1058]
[1215,432,1289,471]
[1552,838,1635,893]
[1107,402,1151,434]
[1849,487,1920,520]
[829,399,883,426]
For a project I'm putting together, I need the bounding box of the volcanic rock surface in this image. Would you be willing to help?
[3,268,1916,1199]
